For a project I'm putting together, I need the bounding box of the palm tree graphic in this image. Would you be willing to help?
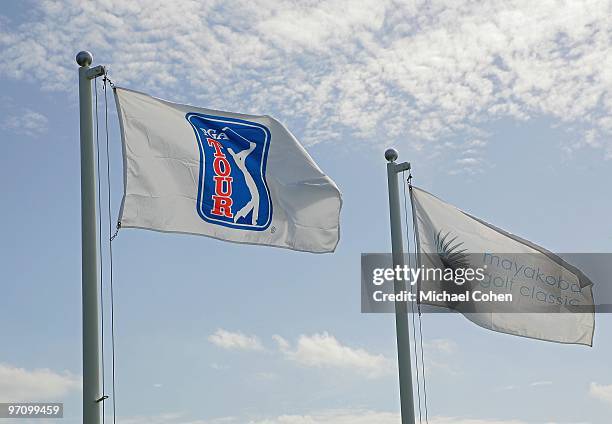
[433,230,469,270]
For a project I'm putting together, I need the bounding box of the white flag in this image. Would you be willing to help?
[411,186,594,346]
[114,87,341,253]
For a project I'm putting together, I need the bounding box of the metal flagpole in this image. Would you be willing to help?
[385,148,416,424]
[77,50,106,424]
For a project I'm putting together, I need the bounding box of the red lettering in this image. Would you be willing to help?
[211,196,233,218]
[206,138,234,218]
[213,156,231,177]
[207,138,224,156]
[213,176,233,197]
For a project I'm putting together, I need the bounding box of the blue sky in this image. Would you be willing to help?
[1,0,612,423]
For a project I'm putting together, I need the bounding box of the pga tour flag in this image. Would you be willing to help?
[411,186,595,346]
[114,88,341,253]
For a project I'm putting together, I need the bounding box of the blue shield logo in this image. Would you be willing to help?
[186,113,272,231]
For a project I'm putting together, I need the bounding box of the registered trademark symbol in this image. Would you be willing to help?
[271,226,276,233]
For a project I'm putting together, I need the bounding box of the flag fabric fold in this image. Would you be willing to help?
[410,186,595,346]
[114,87,341,253]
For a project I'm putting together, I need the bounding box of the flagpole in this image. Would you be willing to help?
[77,50,105,424]
[385,148,416,424]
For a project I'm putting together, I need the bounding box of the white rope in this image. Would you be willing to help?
[94,71,120,424]
[402,171,422,423]
[408,178,429,423]
[103,72,119,424]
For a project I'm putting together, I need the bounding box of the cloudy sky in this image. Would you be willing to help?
[1,0,611,423]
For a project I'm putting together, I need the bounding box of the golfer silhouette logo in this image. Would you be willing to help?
[225,129,259,225]
[186,113,272,231]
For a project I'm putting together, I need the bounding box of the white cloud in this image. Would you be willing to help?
[209,362,229,370]
[1,109,48,136]
[208,330,391,378]
[424,338,457,355]
[247,409,399,424]
[530,381,553,387]
[496,385,519,392]
[428,418,527,424]
[421,338,461,375]
[273,332,392,378]
[456,157,480,166]
[208,329,264,351]
[589,382,612,405]
[253,371,278,381]
[118,410,537,424]
[0,0,610,159]
[0,363,80,401]
[272,334,290,351]
[120,412,203,424]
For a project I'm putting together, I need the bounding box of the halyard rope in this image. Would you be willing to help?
[403,171,423,423]
[407,177,429,424]
[103,72,118,424]
[94,71,119,424]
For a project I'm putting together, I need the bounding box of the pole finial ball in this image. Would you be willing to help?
[76,51,93,67]
[385,148,398,162]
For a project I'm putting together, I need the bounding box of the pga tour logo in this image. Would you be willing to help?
[186,113,272,231]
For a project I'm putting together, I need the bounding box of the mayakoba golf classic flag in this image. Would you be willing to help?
[114,88,341,253]
[411,186,595,346]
